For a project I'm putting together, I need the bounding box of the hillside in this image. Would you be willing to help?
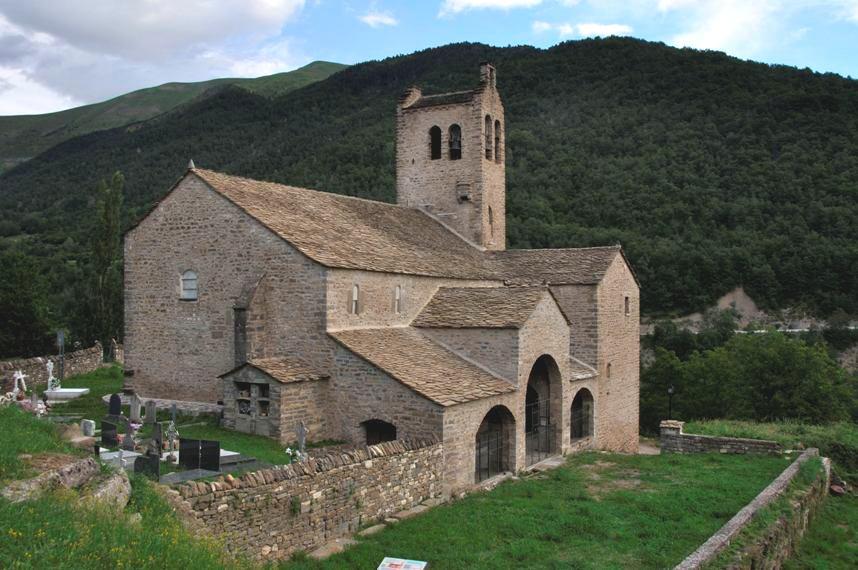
[1,39,857,350]
[0,61,346,167]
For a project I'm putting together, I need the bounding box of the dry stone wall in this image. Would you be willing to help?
[171,438,443,561]
[0,342,104,393]
[660,421,783,455]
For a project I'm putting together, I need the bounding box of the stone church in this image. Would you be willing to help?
[124,64,640,490]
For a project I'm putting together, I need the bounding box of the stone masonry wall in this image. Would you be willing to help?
[170,438,443,561]
[550,284,598,368]
[595,256,640,453]
[660,421,783,455]
[124,175,332,403]
[1,342,104,393]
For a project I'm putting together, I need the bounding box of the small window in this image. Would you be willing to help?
[449,124,462,160]
[429,126,442,160]
[624,296,630,316]
[180,270,198,300]
[494,120,501,163]
[484,115,493,159]
[488,206,494,238]
[606,362,612,379]
[350,284,360,315]
[362,419,397,445]
[394,285,403,314]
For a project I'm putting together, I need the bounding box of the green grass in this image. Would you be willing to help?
[685,420,858,482]
[0,475,238,569]
[0,406,78,483]
[786,492,858,569]
[280,452,790,570]
[53,365,125,420]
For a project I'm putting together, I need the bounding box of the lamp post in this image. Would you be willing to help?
[667,385,675,420]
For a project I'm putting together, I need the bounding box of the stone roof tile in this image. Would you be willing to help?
[220,357,328,384]
[329,327,514,406]
[405,90,475,109]
[413,286,549,328]
[491,246,622,285]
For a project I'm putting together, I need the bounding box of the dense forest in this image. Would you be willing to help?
[1,38,858,357]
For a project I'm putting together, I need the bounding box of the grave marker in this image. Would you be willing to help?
[144,401,157,424]
[108,393,122,417]
[134,455,160,481]
[101,421,118,447]
[129,394,142,423]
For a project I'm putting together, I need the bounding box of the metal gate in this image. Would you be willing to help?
[525,399,555,466]
[475,428,505,483]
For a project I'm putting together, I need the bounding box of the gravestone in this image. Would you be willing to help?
[199,440,221,472]
[150,423,163,454]
[108,393,122,417]
[80,419,96,437]
[144,401,157,424]
[101,421,118,447]
[129,394,142,423]
[179,438,200,470]
[134,455,160,481]
[121,422,136,451]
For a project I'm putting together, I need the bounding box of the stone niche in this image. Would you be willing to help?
[220,358,329,444]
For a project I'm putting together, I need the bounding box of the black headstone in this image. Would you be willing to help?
[134,455,160,481]
[199,439,221,472]
[179,438,201,470]
[101,421,118,447]
[108,393,122,416]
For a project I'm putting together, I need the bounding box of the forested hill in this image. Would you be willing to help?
[1,38,857,322]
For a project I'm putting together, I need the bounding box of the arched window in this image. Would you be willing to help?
[350,284,360,315]
[494,120,501,163]
[571,389,594,439]
[361,419,397,445]
[448,124,462,160]
[488,206,494,238]
[475,405,515,482]
[484,115,493,159]
[180,270,198,300]
[429,126,442,160]
[394,285,403,314]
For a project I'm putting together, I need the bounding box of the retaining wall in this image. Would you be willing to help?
[675,448,829,569]
[167,438,443,561]
[0,342,105,393]
[660,420,782,455]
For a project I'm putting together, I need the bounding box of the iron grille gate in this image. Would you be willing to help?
[525,399,555,466]
[475,428,505,483]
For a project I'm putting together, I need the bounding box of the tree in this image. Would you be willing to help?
[0,252,54,358]
[90,171,124,356]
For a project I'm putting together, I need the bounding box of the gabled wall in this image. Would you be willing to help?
[124,175,331,402]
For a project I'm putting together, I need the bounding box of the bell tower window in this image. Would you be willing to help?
[484,115,493,159]
[448,124,462,160]
[488,207,494,238]
[494,120,501,163]
[429,126,441,160]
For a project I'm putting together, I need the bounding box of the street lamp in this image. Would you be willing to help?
[667,385,675,420]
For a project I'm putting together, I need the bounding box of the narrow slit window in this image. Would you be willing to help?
[429,126,442,160]
[488,206,494,238]
[351,284,360,315]
[494,120,501,163]
[606,362,612,379]
[449,124,462,160]
[180,270,198,300]
[624,296,630,316]
[394,285,402,314]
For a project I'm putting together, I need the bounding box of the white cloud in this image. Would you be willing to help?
[440,0,542,16]
[532,20,632,37]
[667,0,778,57]
[0,1,309,113]
[360,10,399,28]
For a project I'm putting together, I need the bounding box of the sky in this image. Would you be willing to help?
[1,0,858,116]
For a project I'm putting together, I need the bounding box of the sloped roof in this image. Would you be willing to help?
[413,286,552,329]
[220,357,328,384]
[491,246,624,285]
[569,357,598,380]
[329,327,515,406]
[405,90,475,109]
[192,168,491,280]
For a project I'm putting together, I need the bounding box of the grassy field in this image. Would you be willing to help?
[786,492,858,569]
[282,452,790,570]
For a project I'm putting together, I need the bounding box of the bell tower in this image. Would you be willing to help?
[395,63,506,250]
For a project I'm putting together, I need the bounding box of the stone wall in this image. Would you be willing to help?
[0,342,104,393]
[675,449,828,569]
[660,421,783,455]
[169,438,443,561]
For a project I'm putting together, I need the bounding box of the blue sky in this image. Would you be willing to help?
[1,1,858,115]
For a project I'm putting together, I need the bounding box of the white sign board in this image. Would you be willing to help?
[377,557,428,570]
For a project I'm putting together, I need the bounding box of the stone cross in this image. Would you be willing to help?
[129,394,142,423]
[12,370,27,398]
[46,361,60,392]
[166,420,179,464]
[144,401,157,424]
[296,420,310,455]
[170,403,177,423]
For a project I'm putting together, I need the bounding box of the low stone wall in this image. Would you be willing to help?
[168,438,443,561]
[675,448,828,569]
[660,420,782,455]
[0,342,105,393]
